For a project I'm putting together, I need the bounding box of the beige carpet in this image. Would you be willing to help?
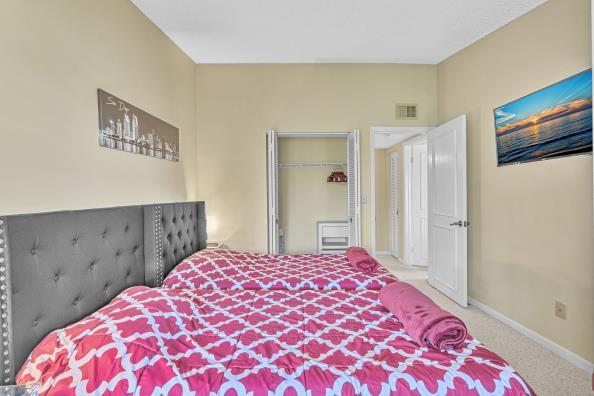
[376,255,592,396]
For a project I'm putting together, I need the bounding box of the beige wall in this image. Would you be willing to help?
[0,1,197,215]
[438,0,593,361]
[196,64,438,252]
[278,137,347,253]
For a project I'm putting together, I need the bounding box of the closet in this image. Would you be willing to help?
[267,131,361,254]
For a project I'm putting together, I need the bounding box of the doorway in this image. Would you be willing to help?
[371,117,468,307]
[370,127,430,264]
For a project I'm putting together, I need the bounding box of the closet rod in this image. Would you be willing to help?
[278,162,346,168]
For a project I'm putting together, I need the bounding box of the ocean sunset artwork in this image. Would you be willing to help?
[494,69,592,166]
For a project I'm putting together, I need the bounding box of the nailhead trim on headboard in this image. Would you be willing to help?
[0,218,13,384]
[154,206,164,286]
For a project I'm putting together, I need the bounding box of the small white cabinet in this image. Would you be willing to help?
[317,221,349,254]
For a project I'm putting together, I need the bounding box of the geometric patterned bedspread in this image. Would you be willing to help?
[163,249,398,291]
[18,286,534,395]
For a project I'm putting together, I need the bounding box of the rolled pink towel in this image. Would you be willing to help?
[345,247,379,273]
[379,282,467,350]
[346,246,369,256]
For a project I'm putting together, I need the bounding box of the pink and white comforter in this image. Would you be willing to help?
[18,286,534,395]
[163,249,398,291]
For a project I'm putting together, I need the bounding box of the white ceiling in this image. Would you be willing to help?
[132,0,546,64]
[374,132,420,149]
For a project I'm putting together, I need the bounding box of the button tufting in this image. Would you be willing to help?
[33,320,38,327]
[73,298,79,305]
[31,248,38,255]
[124,225,130,233]
[101,230,107,238]
[54,274,60,282]
[115,251,121,257]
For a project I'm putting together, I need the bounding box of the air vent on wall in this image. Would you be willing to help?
[395,103,418,120]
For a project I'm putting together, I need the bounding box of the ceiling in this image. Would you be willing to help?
[374,132,420,149]
[132,0,546,64]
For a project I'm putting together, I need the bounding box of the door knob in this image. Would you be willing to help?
[449,220,463,227]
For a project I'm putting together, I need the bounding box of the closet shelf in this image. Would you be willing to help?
[279,162,346,168]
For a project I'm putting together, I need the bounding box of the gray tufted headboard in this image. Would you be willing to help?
[0,205,146,384]
[143,202,207,287]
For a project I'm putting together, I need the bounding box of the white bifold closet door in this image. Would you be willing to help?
[347,130,361,247]
[267,129,280,254]
[390,152,399,257]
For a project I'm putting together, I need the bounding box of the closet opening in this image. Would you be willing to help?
[267,130,360,254]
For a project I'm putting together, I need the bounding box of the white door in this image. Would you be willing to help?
[390,152,399,257]
[267,129,280,254]
[411,141,428,267]
[427,115,468,307]
[347,130,361,246]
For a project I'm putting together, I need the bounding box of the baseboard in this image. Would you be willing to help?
[468,297,594,374]
[374,251,390,256]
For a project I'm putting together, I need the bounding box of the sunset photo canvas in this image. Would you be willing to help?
[494,69,592,166]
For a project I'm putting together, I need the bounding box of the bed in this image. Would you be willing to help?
[1,201,533,395]
[162,248,398,291]
[17,286,533,395]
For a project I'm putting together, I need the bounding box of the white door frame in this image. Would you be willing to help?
[370,127,431,258]
[402,134,428,266]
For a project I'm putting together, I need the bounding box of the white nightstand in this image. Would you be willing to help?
[317,221,349,254]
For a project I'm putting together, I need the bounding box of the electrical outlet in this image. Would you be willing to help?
[554,301,567,320]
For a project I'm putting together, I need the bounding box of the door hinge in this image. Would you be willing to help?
[464,220,470,227]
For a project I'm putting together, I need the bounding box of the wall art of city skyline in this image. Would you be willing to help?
[97,89,179,161]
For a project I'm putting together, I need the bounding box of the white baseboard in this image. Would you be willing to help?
[374,251,390,256]
[468,297,593,374]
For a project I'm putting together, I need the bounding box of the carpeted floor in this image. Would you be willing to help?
[376,255,592,396]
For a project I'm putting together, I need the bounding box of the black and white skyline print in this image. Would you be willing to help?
[97,89,179,161]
